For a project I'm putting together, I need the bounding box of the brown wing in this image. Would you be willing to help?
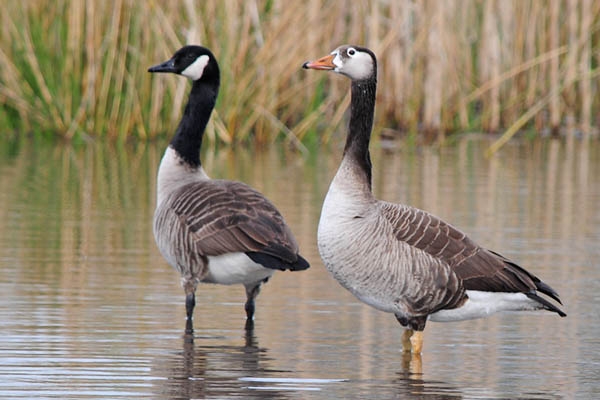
[381,202,560,310]
[169,179,300,264]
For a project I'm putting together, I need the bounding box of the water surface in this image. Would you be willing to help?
[0,137,598,399]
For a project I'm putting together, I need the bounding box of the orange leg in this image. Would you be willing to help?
[401,329,424,354]
[401,329,414,353]
[410,331,424,354]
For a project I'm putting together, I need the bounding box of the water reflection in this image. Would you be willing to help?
[395,360,464,399]
[151,329,286,399]
[0,136,598,399]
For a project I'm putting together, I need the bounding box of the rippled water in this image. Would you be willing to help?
[0,136,599,399]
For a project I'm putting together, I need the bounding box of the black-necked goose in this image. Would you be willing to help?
[149,46,309,331]
[303,45,565,353]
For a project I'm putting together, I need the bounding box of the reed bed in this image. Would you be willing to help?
[0,0,598,147]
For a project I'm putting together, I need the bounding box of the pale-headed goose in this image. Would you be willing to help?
[149,46,309,331]
[303,45,565,353]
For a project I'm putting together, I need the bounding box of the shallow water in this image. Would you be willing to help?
[0,136,599,399]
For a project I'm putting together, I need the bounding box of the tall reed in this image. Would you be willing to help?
[0,1,598,147]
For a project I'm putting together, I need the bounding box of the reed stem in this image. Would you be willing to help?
[0,1,597,146]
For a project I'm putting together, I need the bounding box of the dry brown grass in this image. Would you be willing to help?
[0,1,598,147]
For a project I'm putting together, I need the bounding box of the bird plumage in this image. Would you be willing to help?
[149,46,309,331]
[304,44,565,352]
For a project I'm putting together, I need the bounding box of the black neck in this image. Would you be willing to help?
[170,79,219,168]
[343,77,376,191]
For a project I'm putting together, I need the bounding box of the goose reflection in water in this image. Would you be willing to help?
[151,328,289,400]
[395,358,464,400]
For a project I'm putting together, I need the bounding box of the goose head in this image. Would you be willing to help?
[148,45,219,82]
[303,45,376,81]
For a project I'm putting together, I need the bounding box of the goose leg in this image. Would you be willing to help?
[410,331,424,354]
[396,314,427,354]
[244,282,262,322]
[400,329,424,354]
[244,278,269,330]
[184,316,194,335]
[182,275,199,322]
[401,351,423,375]
[401,329,414,353]
[185,292,195,321]
[244,317,255,331]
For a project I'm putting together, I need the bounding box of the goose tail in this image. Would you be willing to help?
[526,291,567,317]
[246,252,310,272]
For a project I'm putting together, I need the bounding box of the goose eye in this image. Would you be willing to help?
[347,48,357,57]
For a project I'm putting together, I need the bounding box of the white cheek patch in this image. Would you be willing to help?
[181,54,210,80]
[332,51,343,69]
[343,52,373,80]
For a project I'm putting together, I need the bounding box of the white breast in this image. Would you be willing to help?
[317,178,371,270]
[317,170,404,313]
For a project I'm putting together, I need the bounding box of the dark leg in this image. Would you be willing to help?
[185,317,194,336]
[244,325,257,348]
[244,282,263,322]
[244,318,255,331]
[185,292,196,321]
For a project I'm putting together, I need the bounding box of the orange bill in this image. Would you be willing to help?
[302,54,335,70]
